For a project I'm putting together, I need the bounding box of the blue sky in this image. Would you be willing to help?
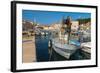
[22,10,91,25]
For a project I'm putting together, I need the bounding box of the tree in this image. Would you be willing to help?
[77,18,91,25]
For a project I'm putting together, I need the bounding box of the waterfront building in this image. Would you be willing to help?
[71,21,79,32]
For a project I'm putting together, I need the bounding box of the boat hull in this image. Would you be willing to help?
[52,39,79,59]
[81,42,91,54]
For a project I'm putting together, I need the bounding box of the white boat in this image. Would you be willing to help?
[81,42,91,54]
[45,32,48,35]
[52,38,79,59]
[41,32,45,35]
[49,16,80,59]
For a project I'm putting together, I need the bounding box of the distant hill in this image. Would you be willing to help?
[77,18,91,24]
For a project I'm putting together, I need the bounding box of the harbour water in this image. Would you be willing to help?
[35,34,91,62]
[35,35,50,62]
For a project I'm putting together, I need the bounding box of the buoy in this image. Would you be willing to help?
[48,40,53,61]
[48,40,52,48]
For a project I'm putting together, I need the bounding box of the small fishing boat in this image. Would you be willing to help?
[52,38,79,59]
[50,16,80,59]
[81,42,91,54]
[41,32,45,35]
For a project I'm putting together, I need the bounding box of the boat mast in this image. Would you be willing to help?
[65,16,72,44]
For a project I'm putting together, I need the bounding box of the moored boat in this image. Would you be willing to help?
[52,38,79,59]
[49,16,80,59]
[81,42,91,54]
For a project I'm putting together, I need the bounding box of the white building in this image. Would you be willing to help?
[71,21,79,32]
[50,23,62,30]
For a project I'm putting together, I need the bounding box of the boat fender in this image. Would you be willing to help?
[48,40,52,48]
